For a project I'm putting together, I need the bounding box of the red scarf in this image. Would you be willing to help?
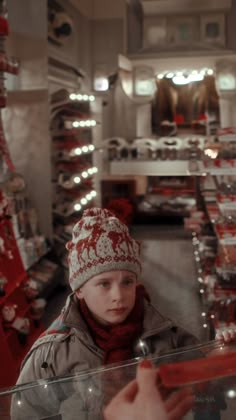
[79,284,150,365]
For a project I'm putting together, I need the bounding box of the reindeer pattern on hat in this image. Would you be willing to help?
[66,208,141,291]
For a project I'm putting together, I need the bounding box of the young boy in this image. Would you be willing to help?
[11,207,232,419]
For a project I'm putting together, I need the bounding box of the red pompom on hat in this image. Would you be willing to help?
[66,207,141,291]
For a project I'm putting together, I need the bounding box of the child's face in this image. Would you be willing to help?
[76,270,137,326]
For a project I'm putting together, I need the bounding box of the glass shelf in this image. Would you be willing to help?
[2,340,236,419]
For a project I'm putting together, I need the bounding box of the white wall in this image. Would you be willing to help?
[3,0,52,238]
[92,0,126,19]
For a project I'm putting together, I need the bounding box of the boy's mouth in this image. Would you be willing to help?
[108,307,126,313]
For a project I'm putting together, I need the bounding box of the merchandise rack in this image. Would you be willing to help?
[50,89,99,269]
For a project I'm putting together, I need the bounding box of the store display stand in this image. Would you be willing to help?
[50,89,99,269]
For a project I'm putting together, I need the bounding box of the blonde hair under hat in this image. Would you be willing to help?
[66,207,141,291]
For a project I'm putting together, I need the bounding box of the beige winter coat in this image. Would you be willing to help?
[11,293,198,419]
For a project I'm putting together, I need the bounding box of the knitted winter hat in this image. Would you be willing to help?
[66,207,141,291]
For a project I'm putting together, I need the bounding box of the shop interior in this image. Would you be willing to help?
[1,0,236,417]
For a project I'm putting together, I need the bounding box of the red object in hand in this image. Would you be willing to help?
[159,352,236,387]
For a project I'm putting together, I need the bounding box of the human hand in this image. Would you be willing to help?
[103,359,194,420]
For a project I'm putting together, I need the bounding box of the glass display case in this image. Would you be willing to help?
[1,340,236,419]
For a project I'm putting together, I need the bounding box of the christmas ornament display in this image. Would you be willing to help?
[1,302,30,345]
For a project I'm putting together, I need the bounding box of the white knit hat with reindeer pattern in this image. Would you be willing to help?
[66,207,141,291]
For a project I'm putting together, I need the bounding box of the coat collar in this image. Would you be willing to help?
[62,293,174,340]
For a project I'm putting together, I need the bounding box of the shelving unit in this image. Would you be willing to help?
[0,6,63,388]
[50,89,99,268]
[187,169,236,338]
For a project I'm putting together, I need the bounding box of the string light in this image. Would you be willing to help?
[71,144,95,156]
[69,93,95,102]
[72,120,97,128]
[73,176,81,184]
[82,146,89,153]
[74,148,82,155]
[74,203,82,211]
[73,189,97,212]
[156,68,214,84]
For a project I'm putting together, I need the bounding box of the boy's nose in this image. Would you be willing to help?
[111,285,123,302]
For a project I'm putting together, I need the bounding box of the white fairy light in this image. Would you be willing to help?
[207,69,214,75]
[201,312,206,317]
[93,167,98,173]
[91,191,97,197]
[88,145,95,151]
[166,72,174,79]
[88,168,94,175]
[77,94,83,100]
[91,120,97,127]
[80,121,86,127]
[82,171,88,178]
[74,203,82,211]
[200,289,204,294]
[73,176,81,184]
[81,198,87,205]
[72,121,79,128]
[89,95,95,101]
[157,74,164,79]
[82,146,89,153]
[74,148,82,155]
[203,324,208,328]
[83,95,89,101]
[69,93,77,100]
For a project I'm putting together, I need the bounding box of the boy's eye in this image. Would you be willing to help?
[98,281,110,288]
[123,279,135,285]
